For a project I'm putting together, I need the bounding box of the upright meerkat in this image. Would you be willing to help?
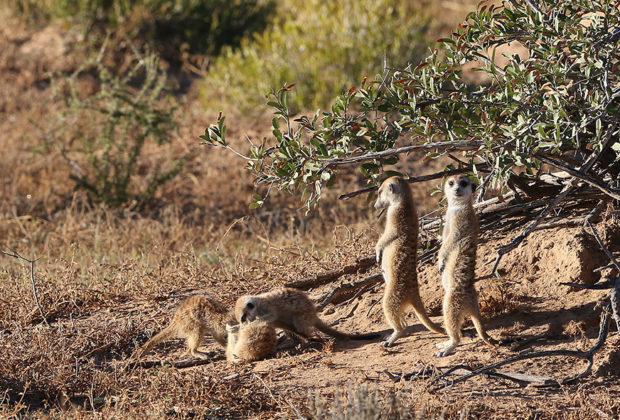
[225,320,277,363]
[435,174,494,357]
[135,294,235,359]
[374,176,445,347]
[234,288,380,341]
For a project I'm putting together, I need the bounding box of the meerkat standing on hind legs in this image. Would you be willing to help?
[374,176,445,347]
[135,294,235,360]
[435,174,495,357]
[235,288,380,341]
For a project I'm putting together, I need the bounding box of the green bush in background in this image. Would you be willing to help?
[53,49,182,207]
[8,0,276,61]
[202,0,435,114]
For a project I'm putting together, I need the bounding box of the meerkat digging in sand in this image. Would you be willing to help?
[136,294,235,359]
[435,174,495,357]
[235,287,380,341]
[374,176,445,347]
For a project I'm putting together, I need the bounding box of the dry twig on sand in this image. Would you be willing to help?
[1,249,48,326]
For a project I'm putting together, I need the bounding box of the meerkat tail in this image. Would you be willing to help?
[470,312,495,346]
[314,320,380,340]
[136,325,177,358]
[410,294,445,335]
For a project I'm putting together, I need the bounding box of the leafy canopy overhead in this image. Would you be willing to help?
[202,0,620,210]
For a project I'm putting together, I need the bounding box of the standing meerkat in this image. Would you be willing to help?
[135,294,235,359]
[234,288,380,341]
[374,176,445,347]
[225,320,277,363]
[435,174,494,357]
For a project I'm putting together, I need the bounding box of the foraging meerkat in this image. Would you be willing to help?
[135,294,235,359]
[234,287,380,341]
[374,176,445,347]
[225,320,277,363]
[435,174,494,357]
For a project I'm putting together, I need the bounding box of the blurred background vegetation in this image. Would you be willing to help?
[5,0,443,209]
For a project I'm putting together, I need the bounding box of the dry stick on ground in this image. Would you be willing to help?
[284,256,375,290]
[129,351,223,369]
[584,219,620,333]
[316,273,383,311]
[1,250,48,326]
[428,309,611,391]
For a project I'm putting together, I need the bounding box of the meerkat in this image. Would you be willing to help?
[435,174,494,357]
[135,294,236,359]
[234,287,380,341]
[225,320,277,363]
[374,176,445,347]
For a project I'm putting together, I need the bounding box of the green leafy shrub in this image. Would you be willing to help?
[204,0,620,209]
[8,0,275,62]
[54,49,182,207]
[202,0,434,114]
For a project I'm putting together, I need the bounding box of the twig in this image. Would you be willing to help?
[479,183,574,280]
[339,166,486,200]
[560,281,616,290]
[316,273,383,310]
[586,220,620,272]
[285,398,307,420]
[535,154,620,201]
[1,250,48,326]
[129,352,223,369]
[611,277,620,334]
[320,140,482,174]
[284,257,375,290]
[429,309,611,391]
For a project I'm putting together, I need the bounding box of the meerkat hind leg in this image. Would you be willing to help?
[381,294,406,347]
[435,295,463,357]
[185,330,210,359]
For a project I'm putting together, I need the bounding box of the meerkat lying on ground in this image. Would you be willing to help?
[234,287,380,341]
[436,174,495,357]
[135,294,235,359]
[374,176,445,347]
[225,319,277,363]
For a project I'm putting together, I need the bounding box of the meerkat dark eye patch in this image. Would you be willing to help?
[459,180,468,188]
[246,302,254,309]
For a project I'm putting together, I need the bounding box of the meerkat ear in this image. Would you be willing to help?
[388,182,401,194]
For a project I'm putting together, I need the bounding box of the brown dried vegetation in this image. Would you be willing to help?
[1,6,619,420]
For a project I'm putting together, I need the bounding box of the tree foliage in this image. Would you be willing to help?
[203,0,619,210]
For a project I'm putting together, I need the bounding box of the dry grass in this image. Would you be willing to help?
[1,4,619,419]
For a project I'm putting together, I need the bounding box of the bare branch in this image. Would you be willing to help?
[338,165,488,200]
[535,154,620,201]
[1,250,48,326]
[284,256,376,290]
[319,140,482,174]
[430,309,611,390]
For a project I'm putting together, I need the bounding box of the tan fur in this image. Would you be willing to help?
[435,174,494,357]
[226,320,277,363]
[135,294,235,359]
[374,176,445,347]
[234,288,379,341]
